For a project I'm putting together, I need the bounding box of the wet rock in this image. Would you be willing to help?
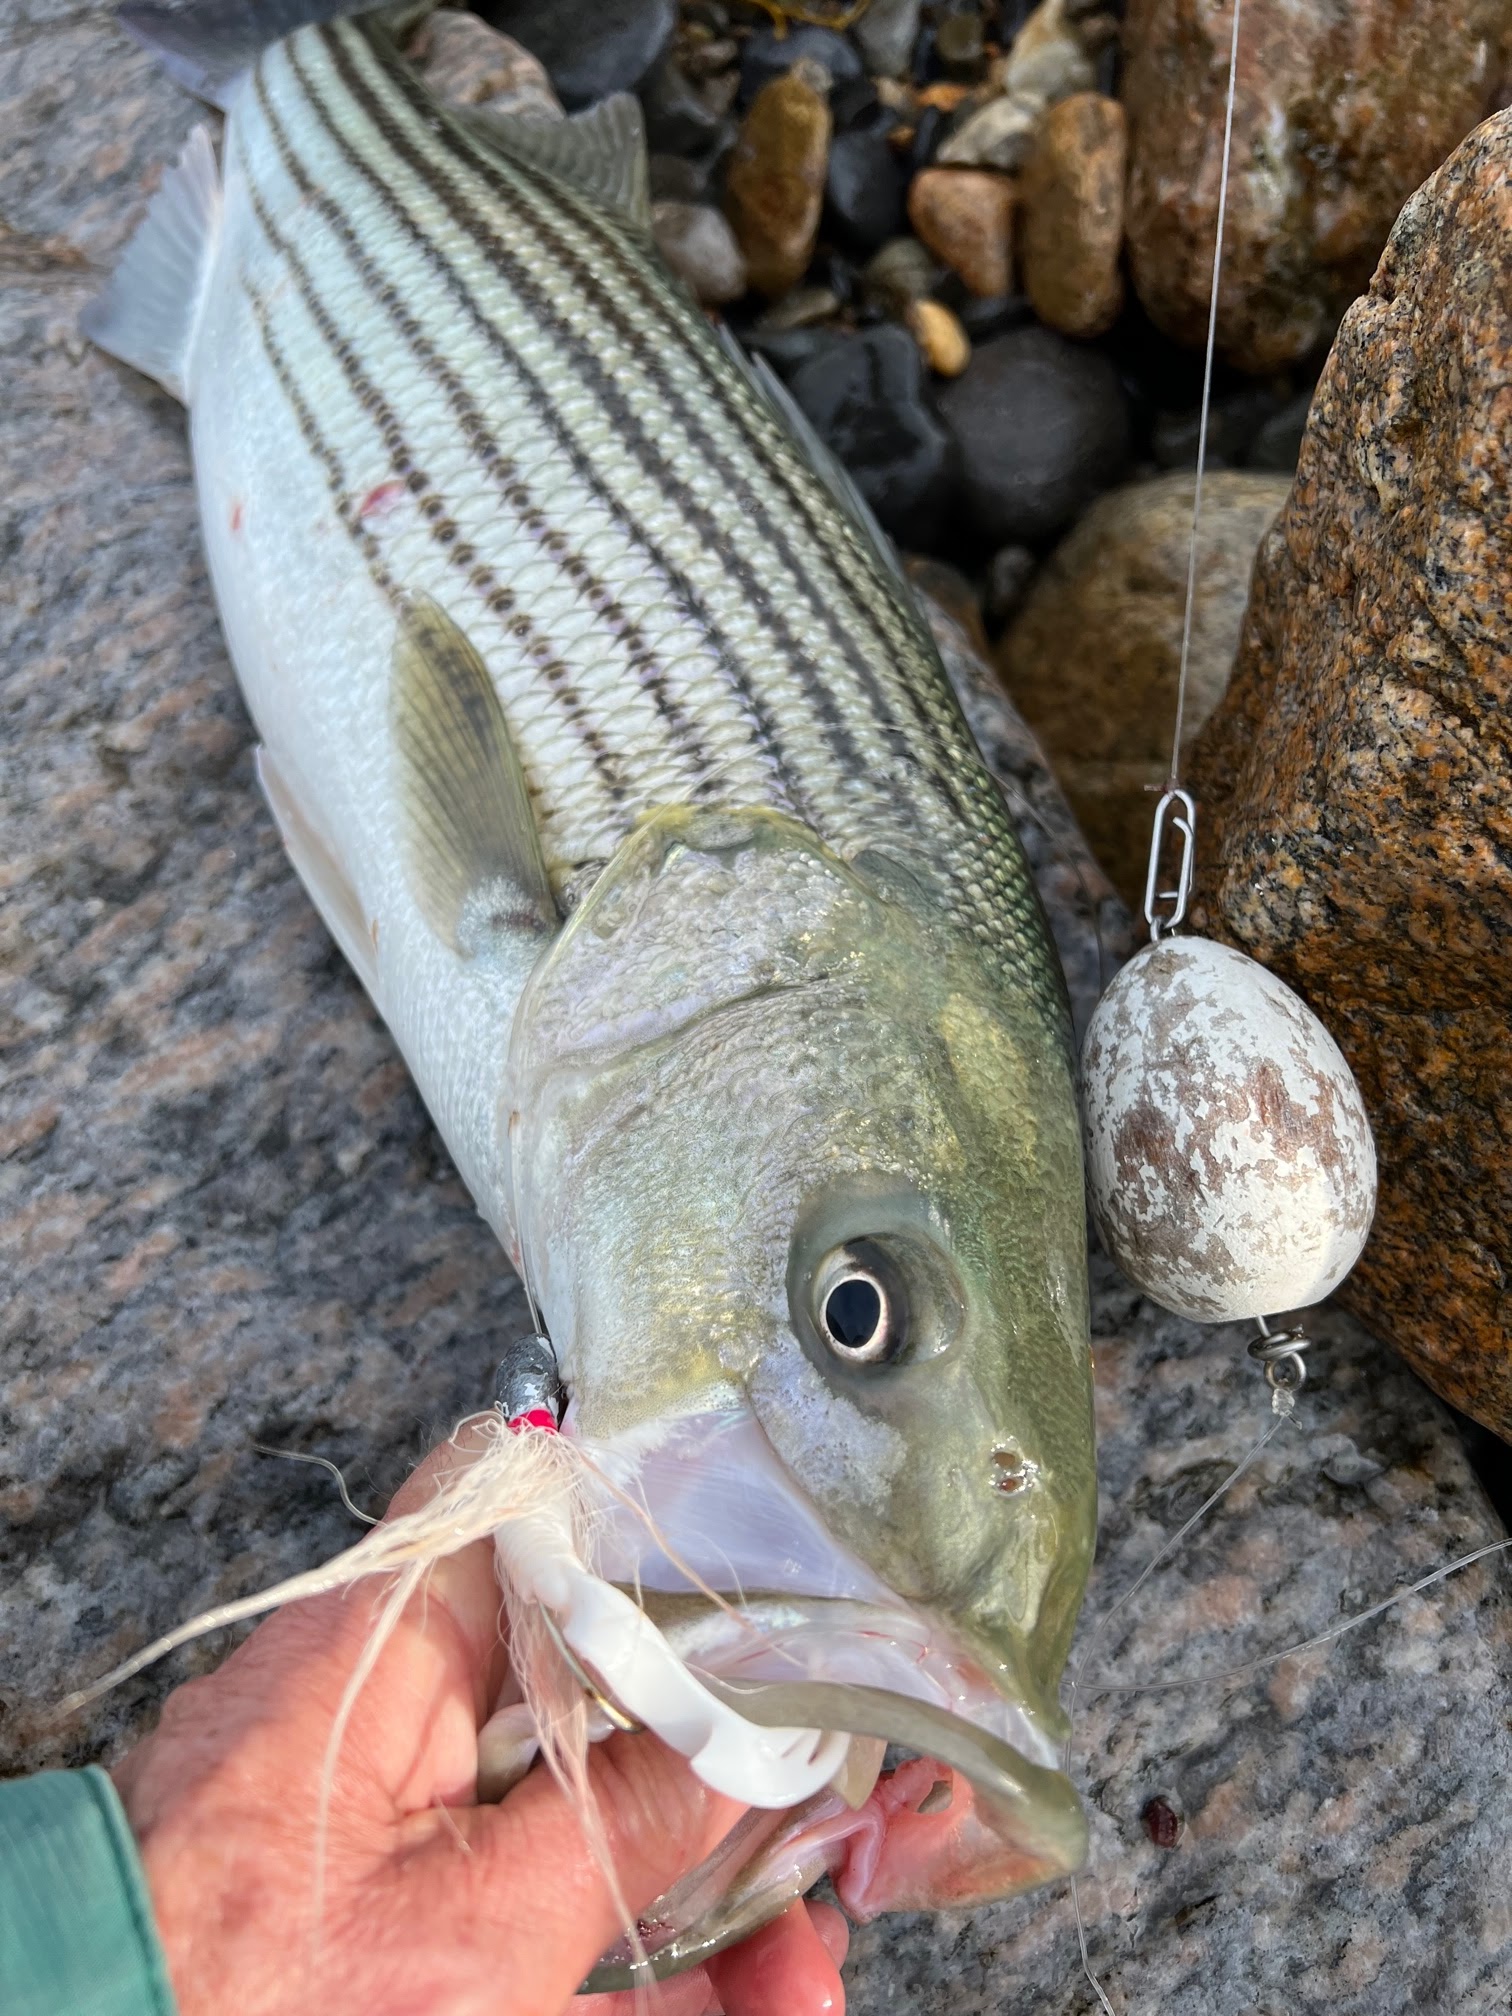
[997,471,1289,907]
[905,298,971,377]
[985,542,1037,626]
[1122,0,1512,373]
[737,22,863,106]
[996,0,1100,104]
[406,9,562,121]
[854,0,924,79]
[786,325,955,542]
[936,92,1041,170]
[639,49,739,156]
[1018,91,1126,340]
[935,325,1130,545]
[752,283,841,332]
[652,199,747,304]
[907,166,1014,298]
[935,0,986,76]
[648,152,707,203]
[1246,388,1316,473]
[724,60,833,299]
[1189,110,1512,1439]
[825,125,907,252]
[483,0,675,108]
[860,234,943,314]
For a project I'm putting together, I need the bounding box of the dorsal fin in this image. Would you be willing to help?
[390,595,559,960]
[717,325,912,594]
[81,123,221,401]
[458,94,651,235]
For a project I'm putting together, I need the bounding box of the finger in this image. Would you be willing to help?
[808,1900,850,1970]
[403,1728,745,2016]
[704,1897,847,2016]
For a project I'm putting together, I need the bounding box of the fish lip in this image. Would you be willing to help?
[579,1605,1086,1992]
[578,1672,1086,1990]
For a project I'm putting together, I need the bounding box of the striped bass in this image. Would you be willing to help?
[85,0,1097,1979]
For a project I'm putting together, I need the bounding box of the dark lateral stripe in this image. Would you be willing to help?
[283,35,809,824]
[361,26,974,794]
[250,67,724,807]
[243,280,392,591]
[242,169,633,808]
[311,25,876,796]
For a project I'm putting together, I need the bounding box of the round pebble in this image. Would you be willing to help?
[906,298,971,377]
[934,325,1130,543]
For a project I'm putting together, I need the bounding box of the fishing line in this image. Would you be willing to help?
[252,1442,380,1525]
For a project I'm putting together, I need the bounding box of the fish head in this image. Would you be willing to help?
[507,805,1095,1924]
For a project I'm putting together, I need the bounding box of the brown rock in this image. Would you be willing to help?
[905,298,971,376]
[1123,0,1512,374]
[998,471,1290,908]
[1018,92,1126,339]
[723,60,832,300]
[907,166,1014,297]
[1189,111,1512,1438]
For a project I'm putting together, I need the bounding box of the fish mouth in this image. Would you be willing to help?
[571,1411,1087,1989]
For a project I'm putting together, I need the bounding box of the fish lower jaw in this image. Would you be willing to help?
[578,1600,1086,1989]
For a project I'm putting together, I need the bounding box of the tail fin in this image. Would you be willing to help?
[80,123,221,404]
[117,0,435,108]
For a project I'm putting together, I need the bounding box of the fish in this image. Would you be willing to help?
[83,0,1097,1978]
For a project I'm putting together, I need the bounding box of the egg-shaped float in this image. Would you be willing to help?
[1081,936,1377,1322]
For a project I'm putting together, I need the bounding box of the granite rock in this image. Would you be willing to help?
[404,8,561,121]
[907,165,1014,299]
[1018,90,1126,340]
[5,17,1512,2016]
[998,471,1291,907]
[1189,110,1512,1442]
[1122,0,1512,374]
[723,60,832,299]
[935,325,1131,545]
[478,0,674,108]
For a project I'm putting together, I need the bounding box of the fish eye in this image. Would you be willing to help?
[814,1245,907,1366]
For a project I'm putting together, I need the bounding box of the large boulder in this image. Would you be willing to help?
[1122,0,1512,373]
[997,471,1291,910]
[1191,110,1512,1439]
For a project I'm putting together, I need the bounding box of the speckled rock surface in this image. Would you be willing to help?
[997,471,1290,909]
[1190,109,1512,1444]
[1122,0,1512,373]
[3,14,1512,2016]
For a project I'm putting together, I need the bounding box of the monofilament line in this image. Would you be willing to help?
[1167,0,1245,788]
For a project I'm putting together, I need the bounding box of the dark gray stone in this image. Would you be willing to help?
[786,325,956,543]
[853,0,922,78]
[936,326,1131,544]
[1247,387,1316,472]
[737,21,864,105]
[824,126,906,253]
[985,542,1038,626]
[481,0,675,107]
[639,48,738,157]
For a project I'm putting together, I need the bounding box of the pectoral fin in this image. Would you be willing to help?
[391,595,559,961]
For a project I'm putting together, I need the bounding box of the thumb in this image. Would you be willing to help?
[401,1727,744,2014]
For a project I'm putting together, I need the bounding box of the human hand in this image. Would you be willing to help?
[111,1427,848,2016]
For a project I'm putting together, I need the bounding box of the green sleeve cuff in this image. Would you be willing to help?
[0,1766,177,2016]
